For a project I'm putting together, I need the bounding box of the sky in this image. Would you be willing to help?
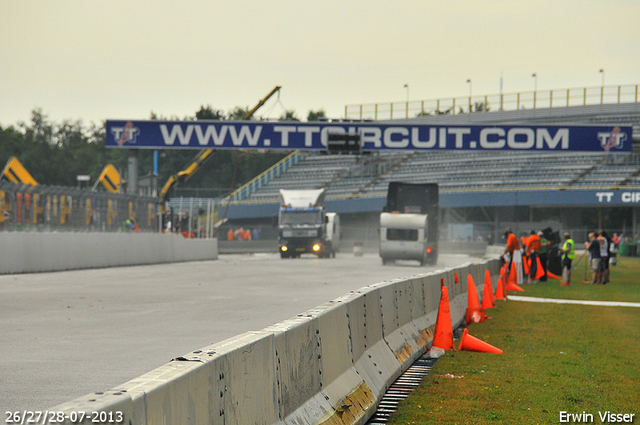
[1,0,639,128]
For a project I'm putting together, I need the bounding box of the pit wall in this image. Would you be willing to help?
[0,232,218,274]
[50,259,500,425]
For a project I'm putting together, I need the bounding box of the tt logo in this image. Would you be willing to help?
[111,122,140,146]
[597,127,627,151]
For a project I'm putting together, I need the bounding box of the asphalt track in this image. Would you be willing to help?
[1,252,485,414]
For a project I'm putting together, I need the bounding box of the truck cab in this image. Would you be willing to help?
[278,189,339,258]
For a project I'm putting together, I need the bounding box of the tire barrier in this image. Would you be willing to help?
[47,259,500,425]
[0,232,218,274]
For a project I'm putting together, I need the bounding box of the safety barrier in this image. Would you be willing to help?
[0,232,218,274]
[48,259,500,425]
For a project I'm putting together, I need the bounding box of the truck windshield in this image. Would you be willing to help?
[280,210,322,226]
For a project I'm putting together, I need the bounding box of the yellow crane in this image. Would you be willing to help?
[159,86,281,210]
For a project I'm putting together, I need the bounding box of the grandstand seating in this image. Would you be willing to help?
[240,150,640,203]
[228,103,640,204]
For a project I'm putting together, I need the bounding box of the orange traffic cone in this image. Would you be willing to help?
[458,328,503,354]
[546,270,561,280]
[482,270,496,309]
[454,273,459,284]
[523,255,530,276]
[507,264,524,292]
[431,286,454,354]
[499,266,508,299]
[495,276,507,300]
[506,281,525,292]
[466,274,485,324]
[508,262,517,284]
[535,257,546,281]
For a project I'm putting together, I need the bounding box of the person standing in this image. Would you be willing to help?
[610,232,619,266]
[503,228,522,283]
[559,232,575,286]
[599,231,610,284]
[525,230,541,283]
[538,231,550,282]
[585,232,602,285]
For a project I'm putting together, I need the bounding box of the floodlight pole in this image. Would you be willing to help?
[404,84,409,118]
[599,69,605,103]
[532,73,537,108]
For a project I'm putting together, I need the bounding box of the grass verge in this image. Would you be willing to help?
[522,255,640,302]
[388,257,640,424]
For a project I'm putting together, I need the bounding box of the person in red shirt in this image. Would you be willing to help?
[503,228,521,273]
[526,230,541,283]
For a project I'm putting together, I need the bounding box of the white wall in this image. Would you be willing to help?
[0,232,218,274]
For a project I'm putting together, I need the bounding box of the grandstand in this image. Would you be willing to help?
[239,150,640,203]
[216,102,640,243]
[229,102,640,201]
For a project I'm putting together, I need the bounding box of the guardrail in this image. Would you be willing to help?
[48,259,500,425]
[345,84,640,120]
[223,150,301,203]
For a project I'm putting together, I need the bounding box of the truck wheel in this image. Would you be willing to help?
[280,252,288,259]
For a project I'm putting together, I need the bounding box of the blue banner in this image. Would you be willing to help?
[444,189,640,207]
[106,120,633,153]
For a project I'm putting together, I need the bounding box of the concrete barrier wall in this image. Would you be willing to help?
[0,232,218,274]
[49,259,499,425]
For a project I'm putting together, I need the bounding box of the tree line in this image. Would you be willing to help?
[0,106,327,196]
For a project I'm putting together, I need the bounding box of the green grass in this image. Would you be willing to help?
[388,257,640,425]
[522,255,640,302]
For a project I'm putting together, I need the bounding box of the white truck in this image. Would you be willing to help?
[278,189,340,259]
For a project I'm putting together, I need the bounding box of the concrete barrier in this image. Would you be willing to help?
[0,232,218,274]
[48,259,500,425]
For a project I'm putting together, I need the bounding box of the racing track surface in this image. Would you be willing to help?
[1,252,485,413]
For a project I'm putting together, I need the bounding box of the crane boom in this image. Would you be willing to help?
[159,86,281,209]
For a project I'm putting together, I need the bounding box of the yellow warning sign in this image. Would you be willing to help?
[1,157,38,186]
[98,164,121,193]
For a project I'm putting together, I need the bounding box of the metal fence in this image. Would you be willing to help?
[345,84,640,120]
[0,180,160,233]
